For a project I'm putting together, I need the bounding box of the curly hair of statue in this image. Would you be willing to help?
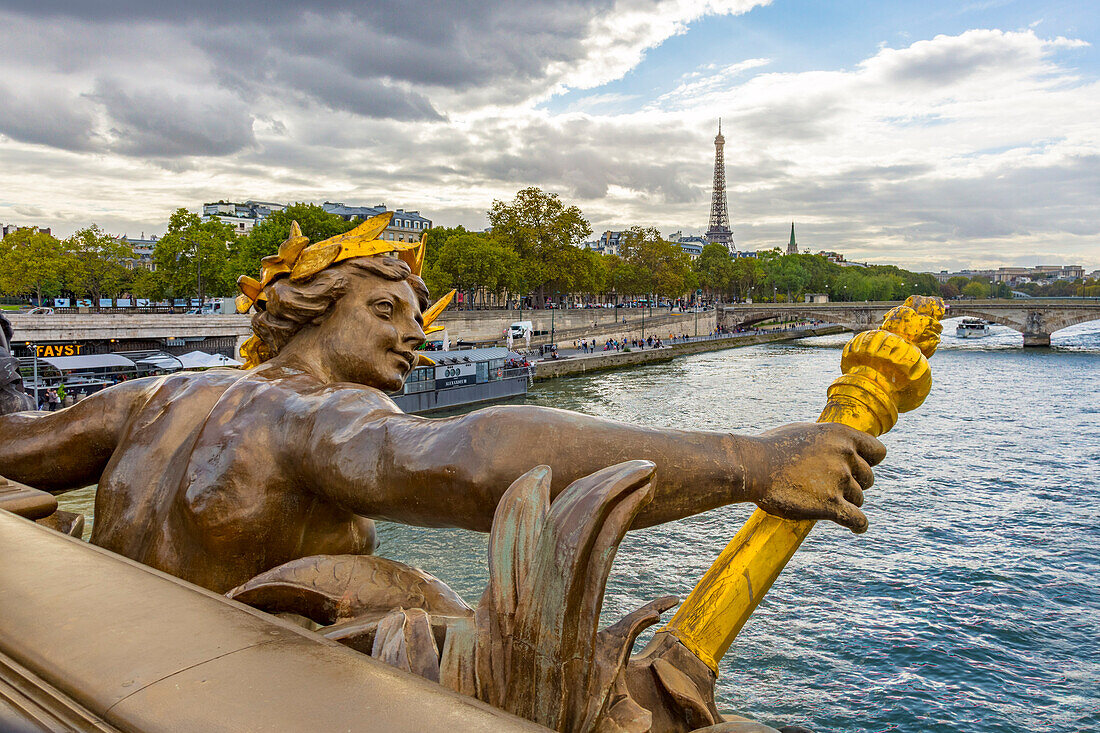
[243,258,430,367]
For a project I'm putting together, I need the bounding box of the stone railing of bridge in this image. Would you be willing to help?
[718,299,1100,347]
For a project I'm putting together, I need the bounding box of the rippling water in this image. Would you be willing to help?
[59,319,1100,732]
[374,319,1100,733]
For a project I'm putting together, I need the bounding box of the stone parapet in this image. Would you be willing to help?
[533,326,844,380]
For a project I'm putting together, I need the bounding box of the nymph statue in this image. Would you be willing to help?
[0,214,896,732]
[0,215,881,594]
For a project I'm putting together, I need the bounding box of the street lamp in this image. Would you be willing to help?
[29,341,39,407]
[550,291,559,348]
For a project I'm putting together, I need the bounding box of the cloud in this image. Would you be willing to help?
[90,81,257,158]
[0,85,98,151]
[0,3,1096,272]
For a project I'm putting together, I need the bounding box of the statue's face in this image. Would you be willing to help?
[321,271,426,391]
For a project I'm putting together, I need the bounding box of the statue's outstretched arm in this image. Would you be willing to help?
[303,398,882,533]
[0,379,152,493]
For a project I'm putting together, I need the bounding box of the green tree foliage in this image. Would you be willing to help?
[947,276,970,293]
[129,267,165,301]
[0,229,68,303]
[730,257,764,301]
[153,209,239,298]
[569,248,610,303]
[938,281,960,299]
[488,188,591,304]
[67,226,134,302]
[962,280,991,299]
[763,254,811,302]
[618,226,692,299]
[436,232,520,308]
[694,244,735,299]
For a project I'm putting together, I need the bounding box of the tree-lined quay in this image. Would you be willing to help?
[3,188,1098,309]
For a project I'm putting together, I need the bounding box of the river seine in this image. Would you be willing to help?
[377,319,1100,733]
[58,318,1099,732]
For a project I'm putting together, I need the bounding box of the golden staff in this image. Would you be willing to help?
[660,295,947,674]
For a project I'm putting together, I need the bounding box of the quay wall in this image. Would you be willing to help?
[533,326,844,380]
[438,308,717,344]
[6,308,719,350]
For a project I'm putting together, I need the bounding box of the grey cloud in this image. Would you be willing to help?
[270,57,444,121]
[89,80,256,158]
[0,85,98,151]
[6,0,613,93]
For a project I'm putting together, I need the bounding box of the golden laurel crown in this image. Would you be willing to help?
[235,211,454,368]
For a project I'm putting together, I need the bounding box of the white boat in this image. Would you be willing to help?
[955,317,990,338]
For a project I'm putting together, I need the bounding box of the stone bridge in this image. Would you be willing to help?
[719,299,1100,347]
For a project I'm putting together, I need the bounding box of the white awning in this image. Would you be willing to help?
[136,355,183,370]
[41,354,135,371]
[177,350,243,368]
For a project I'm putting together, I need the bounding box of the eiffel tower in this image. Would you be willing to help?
[705,119,734,250]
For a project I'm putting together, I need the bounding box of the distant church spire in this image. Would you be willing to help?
[705,119,734,251]
[787,222,798,255]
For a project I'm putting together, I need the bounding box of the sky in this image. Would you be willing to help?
[0,0,1097,273]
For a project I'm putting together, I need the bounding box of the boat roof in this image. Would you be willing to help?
[420,347,518,365]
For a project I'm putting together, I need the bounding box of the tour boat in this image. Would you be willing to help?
[393,346,531,414]
[955,318,990,339]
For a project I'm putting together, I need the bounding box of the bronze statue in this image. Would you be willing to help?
[0,214,882,595]
[0,214,907,732]
[219,295,946,733]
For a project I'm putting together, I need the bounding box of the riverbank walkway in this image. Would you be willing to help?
[528,322,844,380]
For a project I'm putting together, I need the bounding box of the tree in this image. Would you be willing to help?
[947,276,970,294]
[834,269,872,301]
[694,244,734,300]
[962,280,990,299]
[0,228,67,303]
[730,257,764,301]
[67,225,133,303]
[154,209,239,299]
[488,188,591,305]
[764,255,810,302]
[573,248,610,303]
[618,227,691,300]
[129,267,165,301]
[436,232,520,308]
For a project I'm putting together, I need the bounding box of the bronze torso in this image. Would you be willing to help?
[91,368,378,592]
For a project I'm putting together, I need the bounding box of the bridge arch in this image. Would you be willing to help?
[946,303,1100,346]
[719,300,1100,347]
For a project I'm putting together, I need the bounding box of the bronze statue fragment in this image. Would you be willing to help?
[0,312,33,415]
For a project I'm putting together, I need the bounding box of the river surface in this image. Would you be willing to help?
[59,318,1100,732]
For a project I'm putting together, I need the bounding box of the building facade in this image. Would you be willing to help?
[201,201,285,233]
[118,235,158,270]
[322,202,432,243]
[935,265,1087,285]
[1,224,51,240]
